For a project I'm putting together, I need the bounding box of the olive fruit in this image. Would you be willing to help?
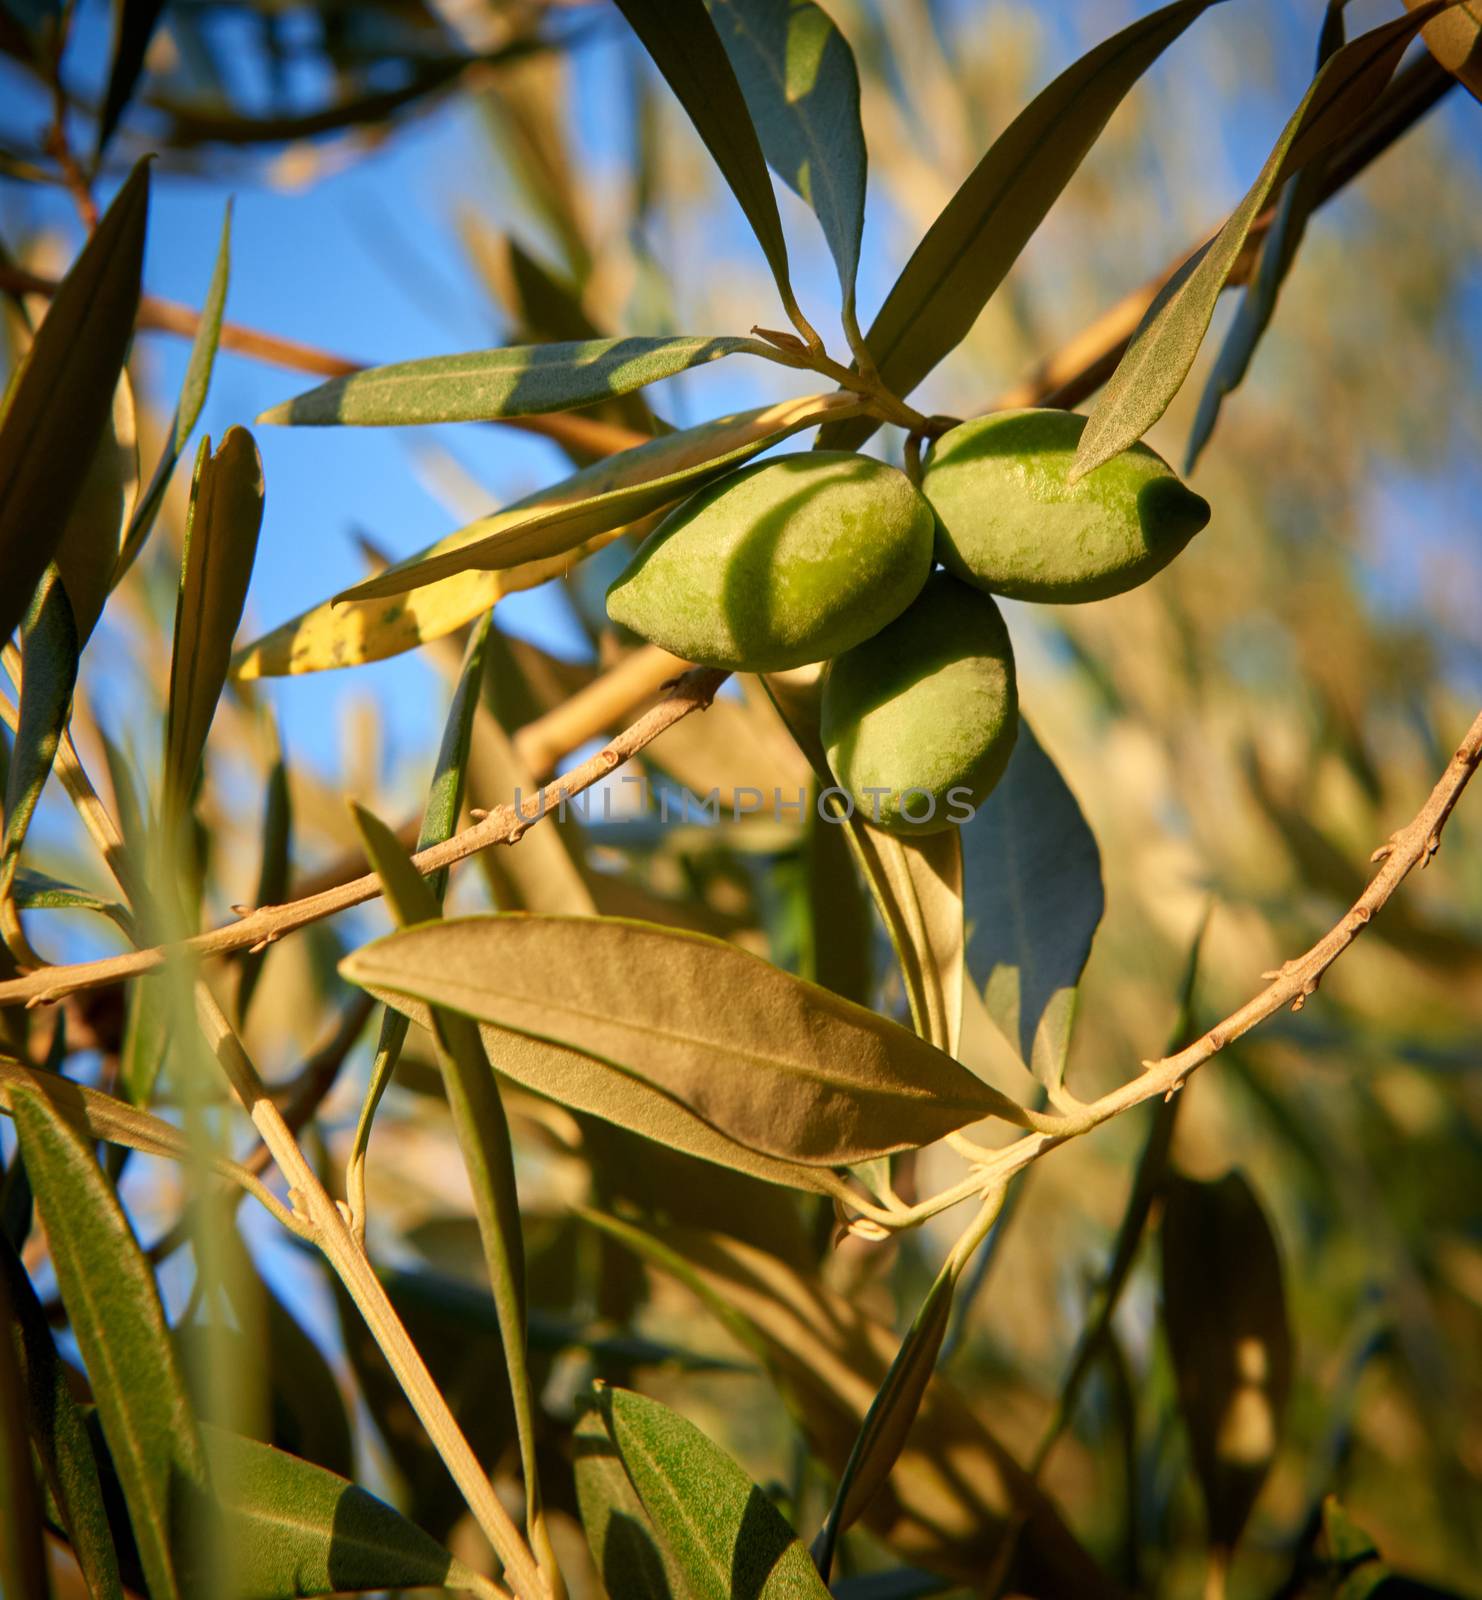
[820,572,1018,836]
[605,451,934,671]
[923,408,1210,603]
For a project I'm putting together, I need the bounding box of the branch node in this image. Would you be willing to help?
[599,746,621,769]
[469,807,489,822]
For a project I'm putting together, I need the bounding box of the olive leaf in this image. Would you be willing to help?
[818,0,1217,452]
[10,868,133,936]
[593,1383,830,1599]
[56,371,139,645]
[0,158,148,647]
[10,1084,207,1600]
[258,335,770,428]
[574,1402,685,1600]
[0,1241,48,1600]
[335,391,857,602]
[0,1229,124,1600]
[1073,2,1447,481]
[232,392,856,676]
[120,201,232,580]
[1161,1168,1292,1560]
[614,0,813,339]
[340,914,1027,1168]
[705,0,868,330]
[960,720,1103,1097]
[235,734,291,1025]
[163,428,265,826]
[95,0,167,161]
[199,1424,496,1598]
[1184,3,1349,471]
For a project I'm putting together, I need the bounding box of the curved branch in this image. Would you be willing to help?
[0,669,729,1010]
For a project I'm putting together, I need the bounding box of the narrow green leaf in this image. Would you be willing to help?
[11,869,133,935]
[10,1084,207,1599]
[818,0,1216,452]
[0,159,149,646]
[341,913,1029,1169]
[259,336,767,427]
[235,740,291,1025]
[56,372,139,644]
[1073,4,1443,480]
[121,202,232,578]
[1184,3,1348,471]
[1,575,79,914]
[1161,1169,1292,1558]
[349,615,490,1199]
[614,0,812,337]
[200,1424,491,1598]
[574,1402,685,1600]
[351,804,553,1576]
[0,1228,124,1600]
[163,427,265,825]
[596,1384,830,1598]
[960,720,1103,1096]
[94,0,167,161]
[0,1239,49,1600]
[332,391,859,602]
[705,0,867,322]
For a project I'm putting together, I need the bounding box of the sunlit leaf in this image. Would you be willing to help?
[163,428,265,824]
[614,0,812,338]
[200,1424,492,1598]
[259,335,769,427]
[1161,1168,1292,1559]
[818,0,1216,451]
[335,391,857,601]
[960,720,1103,1097]
[56,372,139,643]
[706,0,867,325]
[594,1384,829,1598]
[95,0,167,160]
[121,202,232,578]
[0,159,148,646]
[10,1085,207,1600]
[574,1402,684,1600]
[233,394,857,676]
[0,1229,124,1600]
[1073,4,1444,480]
[342,914,1027,1168]
[1405,0,1482,101]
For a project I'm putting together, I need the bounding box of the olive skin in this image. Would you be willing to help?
[605,452,934,672]
[821,573,1018,836]
[923,409,1210,603]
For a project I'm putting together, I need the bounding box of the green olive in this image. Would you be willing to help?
[820,572,1018,836]
[923,408,1210,603]
[605,451,934,671]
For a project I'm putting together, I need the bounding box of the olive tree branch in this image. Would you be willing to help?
[0,668,731,1009]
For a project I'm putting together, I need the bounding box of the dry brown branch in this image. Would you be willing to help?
[0,668,730,1010]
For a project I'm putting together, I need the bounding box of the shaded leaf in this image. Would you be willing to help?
[1161,1169,1292,1557]
[232,393,857,676]
[960,720,1103,1097]
[0,159,148,646]
[10,1085,206,1599]
[163,427,265,824]
[121,202,231,578]
[595,1383,829,1598]
[95,0,166,161]
[574,1401,683,1600]
[0,1228,124,1600]
[0,1237,49,1600]
[1184,4,1348,470]
[56,372,138,644]
[336,391,858,601]
[818,0,1215,452]
[1073,4,1443,480]
[11,868,133,935]
[199,1424,491,1598]
[341,913,1027,1168]
[236,741,291,1024]
[260,336,766,427]
[705,0,867,322]
[614,0,811,337]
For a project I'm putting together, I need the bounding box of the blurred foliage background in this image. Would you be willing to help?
[2,1,1481,1595]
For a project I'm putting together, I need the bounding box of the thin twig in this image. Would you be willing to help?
[0,669,730,1009]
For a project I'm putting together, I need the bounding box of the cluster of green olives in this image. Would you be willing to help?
[606,408,1210,835]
